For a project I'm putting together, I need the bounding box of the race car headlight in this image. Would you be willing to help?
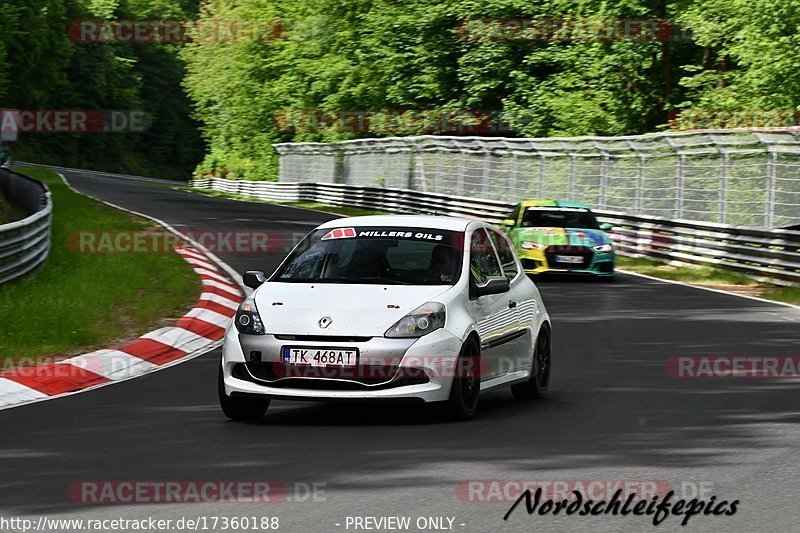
[521,241,546,250]
[235,297,265,335]
[593,243,614,253]
[385,302,445,338]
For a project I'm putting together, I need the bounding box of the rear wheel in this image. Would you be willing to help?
[511,323,551,400]
[442,337,481,421]
[218,366,270,421]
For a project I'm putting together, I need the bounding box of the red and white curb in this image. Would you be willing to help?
[0,245,243,410]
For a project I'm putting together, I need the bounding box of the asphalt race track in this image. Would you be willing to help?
[2,170,800,533]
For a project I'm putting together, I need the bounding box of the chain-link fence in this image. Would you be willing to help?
[274,130,800,228]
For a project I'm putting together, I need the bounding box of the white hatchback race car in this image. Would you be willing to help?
[219,215,551,421]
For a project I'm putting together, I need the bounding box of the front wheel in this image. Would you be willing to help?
[511,323,551,400]
[218,366,270,421]
[441,338,481,421]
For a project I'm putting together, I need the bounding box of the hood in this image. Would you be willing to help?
[514,227,609,247]
[253,282,451,336]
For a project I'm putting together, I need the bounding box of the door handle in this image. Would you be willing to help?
[508,300,517,309]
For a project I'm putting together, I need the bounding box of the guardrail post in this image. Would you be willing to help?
[433,150,441,194]
[720,153,729,224]
[333,146,345,184]
[457,151,465,196]
[636,155,645,215]
[481,148,491,197]
[278,153,286,181]
[599,154,609,210]
[538,156,545,198]
[509,153,518,202]
[766,151,777,228]
[568,155,576,200]
[676,153,685,219]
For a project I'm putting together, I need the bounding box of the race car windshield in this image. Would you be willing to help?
[272,227,464,285]
[521,208,600,230]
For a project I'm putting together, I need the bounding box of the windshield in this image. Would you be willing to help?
[521,207,600,230]
[272,227,464,285]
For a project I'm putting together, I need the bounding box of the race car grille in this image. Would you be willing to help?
[233,363,429,390]
[544,246,594,270]
[273,334,373,343]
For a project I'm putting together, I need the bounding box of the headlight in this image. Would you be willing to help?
[593,243,613,253]
[521,241,545,250]
[385,302,445,338]
[235,297,265,335]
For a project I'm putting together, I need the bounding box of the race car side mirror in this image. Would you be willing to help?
[600,222,614,231]
[471,276,510,299]
[503,219,515,227]
[243,270,267,289]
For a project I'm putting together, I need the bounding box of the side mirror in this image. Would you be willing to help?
[243,270,267,289]
[503,219,515,227]
[599,222,614,231]
[472,276,510,299]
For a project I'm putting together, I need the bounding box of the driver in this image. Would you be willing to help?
[425,244,457,283]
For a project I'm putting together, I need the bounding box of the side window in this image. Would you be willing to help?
[470,228,502,284]
[489,230,519,281]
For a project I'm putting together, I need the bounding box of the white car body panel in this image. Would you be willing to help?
[221,215,550,404]
[253,283,450,337]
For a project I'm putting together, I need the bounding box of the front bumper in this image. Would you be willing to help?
[220,324,463,403]
[518,248,614,276]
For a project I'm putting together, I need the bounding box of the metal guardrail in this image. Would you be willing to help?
[15,162,185,185]
[274,131,800,229]
[190,177,800,286]
[0,169,52,285]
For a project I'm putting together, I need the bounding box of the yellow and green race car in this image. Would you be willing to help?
[502,200,615,279]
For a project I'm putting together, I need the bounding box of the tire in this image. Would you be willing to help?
[218,366,270,421]
[511,323,551,400]
[442,337,481,421]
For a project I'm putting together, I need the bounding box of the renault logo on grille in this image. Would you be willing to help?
[318,316,332,329]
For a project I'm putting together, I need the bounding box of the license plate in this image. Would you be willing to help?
[282,347,358,367]
[555,255,583,264]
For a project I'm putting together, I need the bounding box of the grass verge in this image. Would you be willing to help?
[617,256,799,306]
[0,167,201,363]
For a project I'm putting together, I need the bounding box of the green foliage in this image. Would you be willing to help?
[674,0,800,126]
[0,0,203,180]
[183,0,713,179]
[4,0,800,180]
